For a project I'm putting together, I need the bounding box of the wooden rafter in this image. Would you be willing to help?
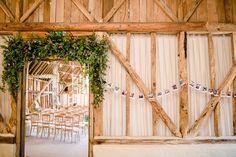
[71,0,95,22]
[0,0,15,22]
[154,0,178,22]
[107,36,182,137]
[31,62,43,75]
[178,31,188,137]
[103,0,126,22]
[20,0,44,23]
[183,0,203,22]
[208,33,220,136]
[188,65,236,137]
[1,23,236,32]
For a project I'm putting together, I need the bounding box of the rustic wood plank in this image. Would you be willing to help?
[188,65,236,137]
[207,0,217,22]
[208,33,220,137]
[232,32,236,135]
[94,136,236,144]
[139,0,146,22]
[0,0,15,22]
[89,88,94,157]
[178,31,188,137]
[102,0,114,19]
[225,0,233,23]
[154,0,178,22]
[20,0,44,23]
[15,0,23,22]
[183,0,203,22]
[63,0,71,23]
[107,36,182,137]
[56,0,64,22]
[125,32,131,136]
[0,22,236,32]
[177,0,183,21]
[151,32,157,136]
[71,0,95,22]
[43,0,50,22]
[129,0,140,22]
[103,0,126,22]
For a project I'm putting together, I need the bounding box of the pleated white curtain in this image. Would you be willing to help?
[213,34,233,136]
[103,34,126,136]
[188,34,233,136]
[0,36,11,124]
[103,33,234,137]
[129,34,152,136]
[187,34,214,136]
[155,34,179,136]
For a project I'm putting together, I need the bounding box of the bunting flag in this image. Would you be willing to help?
[105,79,235,99]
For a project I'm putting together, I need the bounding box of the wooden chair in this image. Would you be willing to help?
[53,114,64,141]
[41,113,53,138]
[29,112,42,136]
[63,116,74,142]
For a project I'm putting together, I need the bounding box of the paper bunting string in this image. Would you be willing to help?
[105,79,236,99]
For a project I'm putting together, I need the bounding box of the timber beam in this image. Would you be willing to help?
[0,23,235,32]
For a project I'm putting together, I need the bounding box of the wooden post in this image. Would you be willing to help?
[208,33,220,137]
[232,32,236,135]
[126,32,131,136]
[151,32,158,136]
[178,31,188,137]
[89,88,94,157]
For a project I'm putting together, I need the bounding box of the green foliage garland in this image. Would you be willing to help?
[1,32,109,106]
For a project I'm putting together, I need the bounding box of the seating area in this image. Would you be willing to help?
[26,105,88,143]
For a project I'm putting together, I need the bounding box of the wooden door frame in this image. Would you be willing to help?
[16,61,94,157]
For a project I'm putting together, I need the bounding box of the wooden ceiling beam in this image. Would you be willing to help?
[0,23,235,32]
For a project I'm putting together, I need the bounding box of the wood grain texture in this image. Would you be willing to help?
[183,0,203,22]
[178,31,188,137]
[188,65,236,137]
[103,0,126,22]
[94,136,236,144]
[154,0,178,22]
[0,0,15,22]
[107,36,181,137]
[72,0,95,22]
[151,33,157,136]
[20,0,44,23]
[208,33,220,137]
[125,32,131,136]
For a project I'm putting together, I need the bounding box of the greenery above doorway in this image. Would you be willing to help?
[1,32,109,106]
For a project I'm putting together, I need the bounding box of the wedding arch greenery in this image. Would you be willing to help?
[1,32,109,106]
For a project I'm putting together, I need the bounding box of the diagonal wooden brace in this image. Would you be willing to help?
[188,65,236,137]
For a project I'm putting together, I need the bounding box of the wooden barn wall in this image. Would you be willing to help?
[0,0,235,23]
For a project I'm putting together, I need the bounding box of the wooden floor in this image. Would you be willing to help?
[25,134,88,157]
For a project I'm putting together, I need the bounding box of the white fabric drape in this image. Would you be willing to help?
[155,34,179,136]
[129,34,152,136]
[213,34,233,136]
[103,34,126,136]
[187,34,214,136]
[0,36,11,123]
[103,33,234,137]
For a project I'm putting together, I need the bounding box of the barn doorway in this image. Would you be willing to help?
[24,61,89,157]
